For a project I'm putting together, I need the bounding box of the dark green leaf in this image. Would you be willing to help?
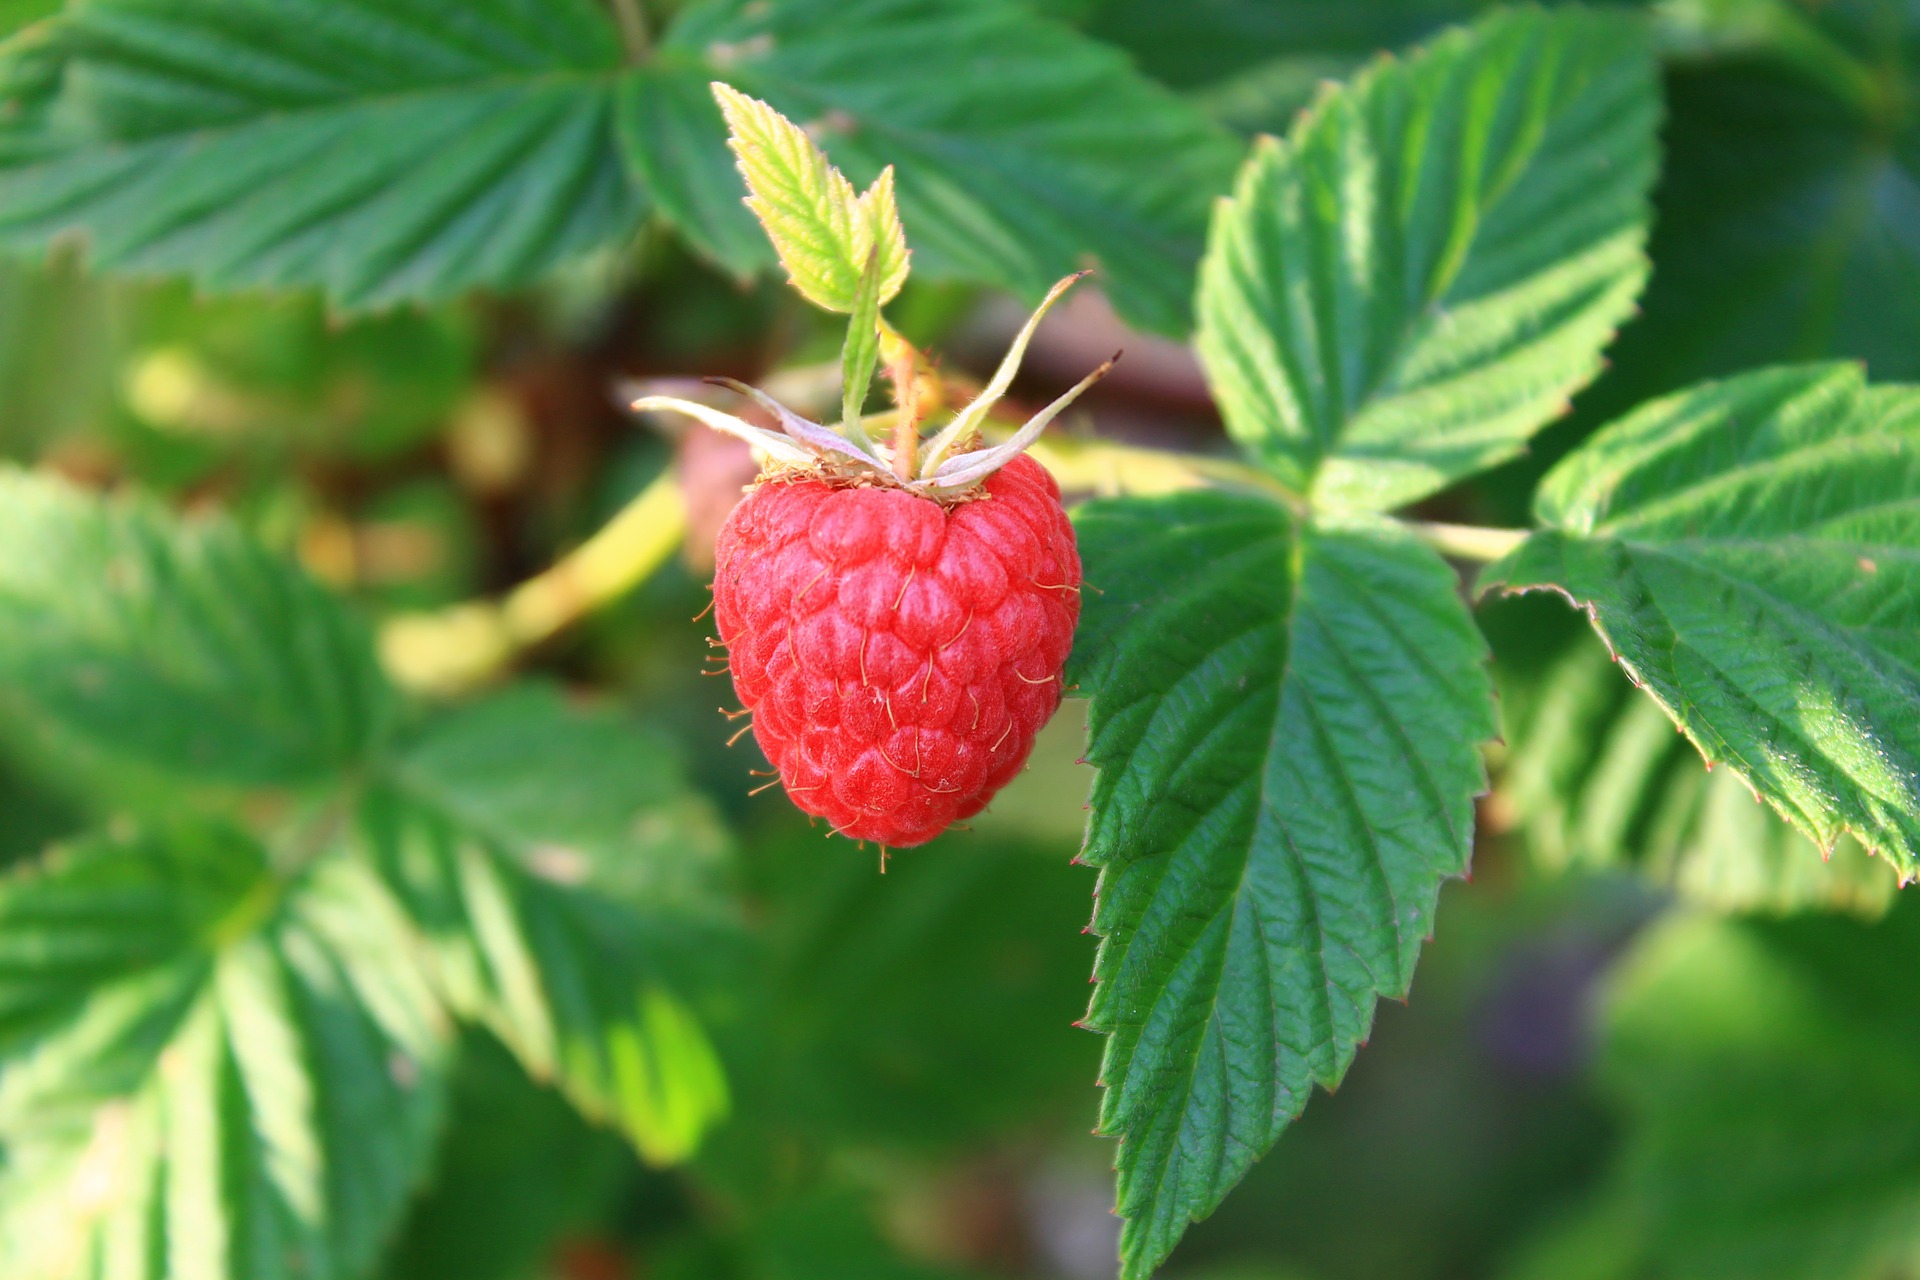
[382,1031,633,1280]
[1600,903,1920,1279]
[364,686,734,1166]
[1069,490,1495,1278]
[0,824,450,1280]
[1088,0,1484,130]
[0,468,395,788]
[717,825,1098,1158]
[1500,637,1899,916]
[0,0,644,307]
[1485,363,1920,878]
[627,0,1242,336]
[653,1190,983,1280]
[1595,4,1920,411]
[1194,8,1658,511]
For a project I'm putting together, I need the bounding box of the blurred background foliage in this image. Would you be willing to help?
[0,0,1916,1278]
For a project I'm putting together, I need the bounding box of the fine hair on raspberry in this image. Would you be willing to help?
[712,454,1080,847]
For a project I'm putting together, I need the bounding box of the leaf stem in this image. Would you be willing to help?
[886,337,919,481]
[380,471,686,695]
[1407,520,1528,563]
[608,0,650,62]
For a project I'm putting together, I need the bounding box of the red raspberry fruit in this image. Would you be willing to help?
[713,453,1080,847]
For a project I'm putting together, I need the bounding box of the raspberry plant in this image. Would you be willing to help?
[0,3,1917,1279]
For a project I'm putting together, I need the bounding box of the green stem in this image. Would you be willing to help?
[1407,520,1528,563]
[609,0,650,62]
[381,471,687,695]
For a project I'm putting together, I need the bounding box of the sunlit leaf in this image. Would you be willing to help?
[0,824,450,1280]
[1195,8,1658,510]
[362,686,734,1166]
[713,82,909,312]
[1486,363,1920,879]
[1500,637,1899,916]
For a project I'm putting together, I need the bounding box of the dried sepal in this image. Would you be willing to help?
[917,271,1090,477]
[920,353,1118,495]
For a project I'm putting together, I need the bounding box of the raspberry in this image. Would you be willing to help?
[713,454,1080,846]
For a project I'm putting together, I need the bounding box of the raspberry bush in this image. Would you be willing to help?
[0,3,1917,1279]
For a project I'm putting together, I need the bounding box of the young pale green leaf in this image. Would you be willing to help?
[363,686,734,1166]
[0,0,642,307]
[1485,364,1920,880]
[1601,904,1920,1279]
[1069,491,1495,1278]
[623,0,1241,336]
[0,469,395,789]
[1501,637,1898,917]
[1195,7,1658,510]
[714,82,909,312]
[0,824,450,1280]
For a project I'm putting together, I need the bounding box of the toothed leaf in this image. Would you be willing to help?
[1195,7,1659,511]
[0,824,451,1280]
[0,468,395,789]
[1069,491,1495,1278]
[1485,364,1920,881]
[624,0,1240,336]
[713,83,909,313]
[1501,635,1900,917]
[0,0,644,308]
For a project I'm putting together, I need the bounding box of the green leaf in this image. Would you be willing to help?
[0,469,395,789]
[1068,491,1496,1278]
[625,0,1242,336]
[1600,903,1920,1279]
[713,826,1098,1160]
[713,82,910,312]
[0,0,57,39]
[1594,2,1920,411]
[1499,635,1899,916]
[0,824,450,1280]
[381,1032,632,1280]
[362,686,733,1166]
[1194,8,1659,511]
[1086,0,1484,130]
[1484,363,1920,879]
[0,0,644,307]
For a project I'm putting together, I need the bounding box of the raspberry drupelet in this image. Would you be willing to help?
[713,454,1080,847]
